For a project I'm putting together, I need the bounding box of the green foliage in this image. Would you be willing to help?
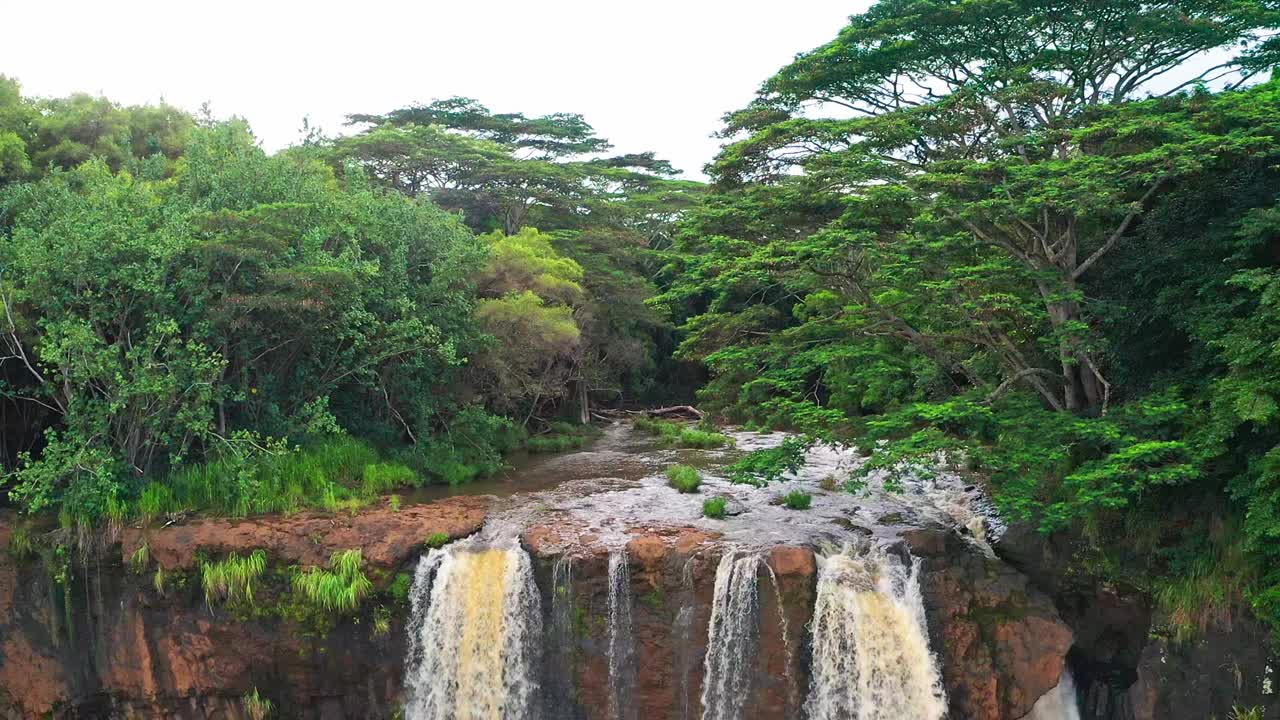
[656,0,1280,637]
[665,465,702,493]
[388,572,412,603]
[1230,706,1264,720]
[200,550,267,609]
[6,523,33,560]
[242,687,275,720]
[634,417,730,448]
[291,549,373,615]
[702,496,728,519]
[726,438,810,487]
[129,544,150,574]
[781,491,812,511]
[525,421,599,453]
[372,604,392,637]
[157,436,417,518]
[424,532,450,549]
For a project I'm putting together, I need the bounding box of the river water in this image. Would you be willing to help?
[400,421,1073,720]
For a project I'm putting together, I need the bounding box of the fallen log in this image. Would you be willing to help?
[643,405,705,420]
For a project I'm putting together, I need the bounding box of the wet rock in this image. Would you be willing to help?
[831,517,874,536]
[767,546,816,577]
[909,528,1074,720]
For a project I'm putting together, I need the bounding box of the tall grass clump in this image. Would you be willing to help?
[525,421,600,453]
[291,548,373,614]
[635,417,730,449]
[161,436,420,518]
[666,465,703,493]
[200,550,268,608]
[703,497,728,519]
[242,687,275,720]
[7,523,34,560]
[782,490,812,510]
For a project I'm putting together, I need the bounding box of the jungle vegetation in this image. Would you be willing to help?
[4,0,1280,635]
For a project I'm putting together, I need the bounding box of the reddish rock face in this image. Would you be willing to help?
[120,496,488,571]
[522,523,815,720]
[14,507,1241,720]
[905,529,1074,720]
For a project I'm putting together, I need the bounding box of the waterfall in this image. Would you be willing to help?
[1026,668,1081,720]
[402,540,542,720]
[544,555,578,718]
[804,546,948,720]
[700,551,763,720]
[674,558,698,720]
[607,549,638,720]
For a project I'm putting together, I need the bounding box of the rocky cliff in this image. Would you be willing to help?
[1,505,1275,719]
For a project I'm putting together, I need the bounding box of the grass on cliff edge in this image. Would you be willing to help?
[131,436,422,521]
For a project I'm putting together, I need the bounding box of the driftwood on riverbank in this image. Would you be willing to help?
[596,405,706,421]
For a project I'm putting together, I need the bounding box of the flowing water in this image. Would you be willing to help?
[1027,668,1082,720]
[402,539,542,720]
[804,545,948,720]
[398,421,1020,719]
[700,552,764,720]
[607,549,638,720]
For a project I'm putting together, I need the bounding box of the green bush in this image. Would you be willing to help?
[728,437,810,486]
[635,417,731,449]
[666,465,703,493]
[291,549,373,615]
[388,572,413,603]
[703,497,728,519]
[425,532,451,549]
[782,490,812,510]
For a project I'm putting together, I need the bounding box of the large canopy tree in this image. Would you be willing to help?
[711,0,1280,414]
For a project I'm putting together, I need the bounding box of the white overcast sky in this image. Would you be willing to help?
[0,1,868,178]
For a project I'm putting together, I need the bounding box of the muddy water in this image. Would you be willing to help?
[406,421,1000,553]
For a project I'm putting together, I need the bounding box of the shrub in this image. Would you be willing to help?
[425,532,451,549]
[291,549,373,615]
[666,465,703,493]
[200,550,268,608]
[388,495,402,512]
[635,417,731,449]
[782,490,812,510]
[703,497,728,519]
[388,572,413,603]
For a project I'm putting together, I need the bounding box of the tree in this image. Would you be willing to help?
[713,0,1280,414]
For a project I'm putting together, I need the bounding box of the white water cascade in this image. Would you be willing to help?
[402,540,542,720]
[1026,668,1082,720]
[700,552,764,720]
[804,545,948,720]
[607,549,638,720]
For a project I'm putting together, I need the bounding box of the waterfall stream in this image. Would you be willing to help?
[700,551,763,720]
[804,545,948,720]
[607,549,638,720]
[1026,668,1082,720]
[402,540,542,720]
